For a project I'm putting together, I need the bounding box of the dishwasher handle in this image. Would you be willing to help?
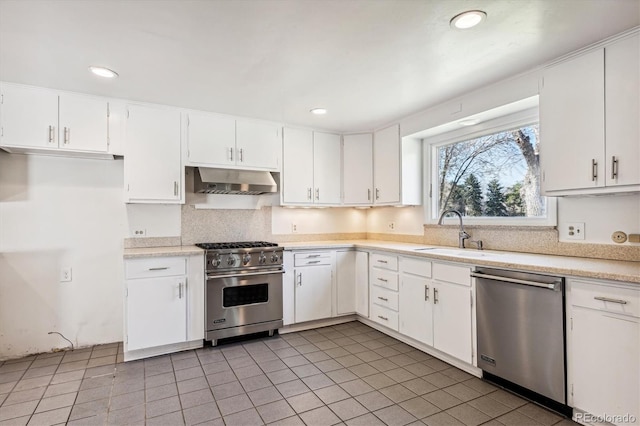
[471,271,561,290]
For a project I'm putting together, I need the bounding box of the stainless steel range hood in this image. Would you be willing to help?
[194,167,278,195]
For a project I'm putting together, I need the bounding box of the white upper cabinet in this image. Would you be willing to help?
[373,124,422,206]
[125,104,183,203]
[236,120,281,170]
[313,132,342,204]
[604,33,640,188]
[186,113,281,171]
[0,84,108,154]
[282,127,341,205]
[186,112,236,167]
[343,133,374,205]
[540,31,640,195]
[283,127,314,204]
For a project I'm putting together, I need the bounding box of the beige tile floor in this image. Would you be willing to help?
[0,321,579,426]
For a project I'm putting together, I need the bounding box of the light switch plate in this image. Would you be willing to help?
[565,222,585,240]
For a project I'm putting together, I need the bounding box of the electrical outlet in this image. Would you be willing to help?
[388,222,395,231]
[291,223,298,233]
[611,231,627,244]
[565,222,585,240]
[133,229,146,237]
[60,267,72,282]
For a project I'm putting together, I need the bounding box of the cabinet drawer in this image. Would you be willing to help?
[125,257,186,279]
[370,304,399,331]
[371,253,398,271]
[294,252,332,266]
[400,257,432,278]
[371,286,399,311]
[572,280,639,318]
[371,268,399,291]
[433,262,471,287]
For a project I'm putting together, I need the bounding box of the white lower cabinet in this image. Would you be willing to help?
[399,264,433,346]
[123,254,204,361]
[294,264,332,323]
[432,278,472,364]
[336,251,356,315]
[354,251,369,317]
[369,253,399,331]
[569,279,639,425]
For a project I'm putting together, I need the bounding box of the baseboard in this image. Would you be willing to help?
[124,339,203,362]
[279,315,358,334]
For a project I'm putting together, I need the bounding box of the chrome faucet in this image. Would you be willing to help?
[437,209,471,249]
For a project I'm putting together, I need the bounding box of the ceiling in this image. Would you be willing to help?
[0,0,638,133]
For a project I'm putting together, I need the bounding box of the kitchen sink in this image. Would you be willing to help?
[427,248,498,258]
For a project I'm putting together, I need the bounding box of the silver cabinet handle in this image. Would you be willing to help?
[594,296,627,305]
[174,181,178,196]
[307,260,320,264]
[297,272,302,286]
[611,156,618,179]
[229,147,234,161]
[178,282,183,299]
[367,189,371,201]
[239,148,244,162]
[375,188,380,200]
[592,159,598,181]
[377,260,388,264]
[377,315,388,321]
[149,267,169,271]
[64,127,70,144]
[315,188,320,201]
[434,288,439,304]
[307,188,312,200]
[306,254,321,258]
[48,125,55,143]
[425,285,429,301]
[377,296,388,301]
[377,277,388,283]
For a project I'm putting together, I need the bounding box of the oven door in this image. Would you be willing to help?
[206,269,283,332]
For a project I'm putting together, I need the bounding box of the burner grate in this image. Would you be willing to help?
[196,241,278,250]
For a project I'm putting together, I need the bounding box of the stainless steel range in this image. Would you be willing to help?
[196,241,283,346]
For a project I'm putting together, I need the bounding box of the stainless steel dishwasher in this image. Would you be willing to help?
[473,267,569,414]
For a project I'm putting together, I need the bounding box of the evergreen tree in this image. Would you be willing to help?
[485,179,507,216]
[448,183,466,214]
[463,174,483,216]
[505,182,525,216]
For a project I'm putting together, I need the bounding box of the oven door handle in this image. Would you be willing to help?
[207,270,283,280]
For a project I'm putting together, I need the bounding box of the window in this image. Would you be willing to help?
[429,118,554,225]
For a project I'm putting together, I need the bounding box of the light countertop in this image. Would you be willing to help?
[123,245,203,259]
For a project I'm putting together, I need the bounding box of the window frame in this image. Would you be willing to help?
[423,107,557,227]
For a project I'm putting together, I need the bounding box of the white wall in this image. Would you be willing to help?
[271,206,366,235]
[366,206,424,235]
[557,194,640,244]
[0,153,127,359]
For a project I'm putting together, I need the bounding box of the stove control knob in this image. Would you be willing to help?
[212,257,221,267]
[242,254,251,265]
[258,254,267,264]
[271,253,280,263]
[227,257,235,266]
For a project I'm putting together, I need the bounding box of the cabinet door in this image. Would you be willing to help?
[399,275,433,346]
[313,132,342,204]
[58,93,108,153]
[295,265,332,323]
[605,34,640,187]
[283,128,314,203]
[540,49,605,192]
[343,134,374,204]
[0,84,58,149]
[373,124,401,204]
[126,276,187,351]
[571,308,639,425]
[236,120,281,170]
[355,251,369,317]
[336,251,356,315]
[187,112,235,166]
[282,251,295,325]
[125,105,182,202]
[432,281,472,363]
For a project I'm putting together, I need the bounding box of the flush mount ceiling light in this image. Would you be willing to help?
[458,118,481,126]
[88,66,119,78]
[450,10,487,29]
[310,108,327,115]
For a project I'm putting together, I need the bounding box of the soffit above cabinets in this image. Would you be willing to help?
[0,0,638,133]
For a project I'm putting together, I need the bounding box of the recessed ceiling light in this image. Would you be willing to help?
[450,10,487,29]
[88,66,119,78]
[458,118,480,126]
[310,108,327,115]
